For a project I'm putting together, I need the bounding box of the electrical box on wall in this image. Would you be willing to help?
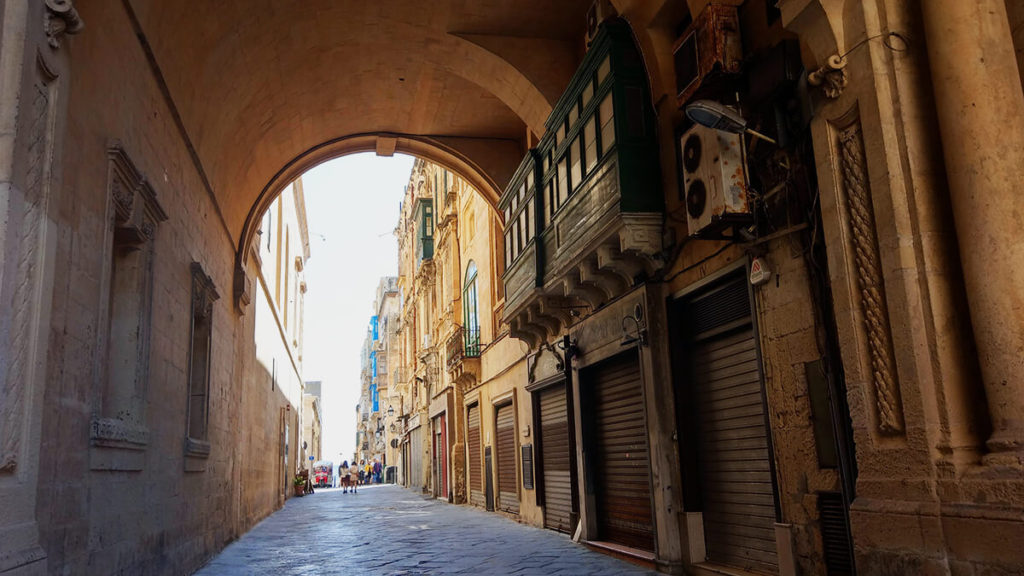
[673,3,743,107]
[679,123,752,237]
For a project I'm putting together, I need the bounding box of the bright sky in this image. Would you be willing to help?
[300,152,415,465]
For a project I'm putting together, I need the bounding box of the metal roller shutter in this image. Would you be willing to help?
[409,426,424,493]
[495,403,519,514]
[588,352,655,551]
[539,383,572,533]
[689,276,778,574]
[468,405,484,508]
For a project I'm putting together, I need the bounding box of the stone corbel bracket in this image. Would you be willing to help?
[808,54,849,99]
[44,0,84,49]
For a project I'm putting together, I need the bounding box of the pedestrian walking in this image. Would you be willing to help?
[340,460,350,493]
[349,462,359,493]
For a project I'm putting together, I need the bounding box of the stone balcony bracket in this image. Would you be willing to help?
[505,214,663,350]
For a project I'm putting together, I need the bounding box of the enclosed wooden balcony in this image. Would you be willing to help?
[500,20,663,348]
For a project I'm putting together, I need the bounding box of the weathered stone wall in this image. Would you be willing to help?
[31,2,294,574]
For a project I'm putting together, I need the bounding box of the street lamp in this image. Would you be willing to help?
[684,99,776,144]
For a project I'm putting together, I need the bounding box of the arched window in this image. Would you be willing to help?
[463,261,480,357]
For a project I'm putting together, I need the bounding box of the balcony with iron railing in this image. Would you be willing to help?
[446,325,481,385]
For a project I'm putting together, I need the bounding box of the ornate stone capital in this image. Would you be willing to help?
[44,0,84,49]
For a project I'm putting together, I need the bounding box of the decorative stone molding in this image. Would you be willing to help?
[527,342,565,384]
[834,112,905,435]
[233,262,252,310]
[44,0,84,49]
[108,144,168,246]
[191,262,220,320]
[184,437,211,458]
[809,54,849,98]
[90,417,149,449]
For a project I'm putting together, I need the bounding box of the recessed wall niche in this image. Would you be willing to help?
[89,144,167,471]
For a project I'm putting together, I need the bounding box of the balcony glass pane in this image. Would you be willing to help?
[600,92,615,156]
[545,181,555,226]
[526,198,535,239]
[568,100,579,129]
[570,136,582,193]
[582,79,594,109]
[597,54,611,86]
[585,115,598,173]
[557,158,568,206]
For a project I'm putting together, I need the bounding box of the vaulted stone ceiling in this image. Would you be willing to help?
[126,0,593,244]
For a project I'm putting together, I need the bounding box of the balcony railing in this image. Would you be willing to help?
[446,326,481,371]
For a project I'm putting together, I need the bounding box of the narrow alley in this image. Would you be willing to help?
[194,486,658,576]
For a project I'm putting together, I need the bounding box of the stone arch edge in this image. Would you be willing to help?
[231,132,506,311]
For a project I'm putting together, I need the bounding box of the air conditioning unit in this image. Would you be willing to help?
[585,0,617,47]
[673,4,743,107]
[679,123,752,237]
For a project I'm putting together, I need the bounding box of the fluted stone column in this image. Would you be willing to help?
[921,0,1024,463]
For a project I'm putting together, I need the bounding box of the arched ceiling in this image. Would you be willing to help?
[125,0,592,244]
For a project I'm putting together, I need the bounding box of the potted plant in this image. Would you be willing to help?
[293,475,306,497]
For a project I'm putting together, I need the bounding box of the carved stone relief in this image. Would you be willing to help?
[834,111,905,435]
[90,146,167,460]
[43,0,84,49]
[1,64,56,475]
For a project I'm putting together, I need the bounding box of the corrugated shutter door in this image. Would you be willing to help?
[539,383,572,533]
[468,405,484,508]
[690,280,778,574]
[410,427,423,492]
[496,404,519,514]
[590,353,655,551]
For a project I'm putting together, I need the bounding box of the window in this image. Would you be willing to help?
[600,91,615,156]
[545,180,555,226]
[186,262,219,458]
[526,197,535,240]
[463,261,480,357]
[584,115,598,173]
[91,146,168,469]
[597,54,611,85]
[557,158,568,206]
[417,199,434,262]
[570,135,583,193]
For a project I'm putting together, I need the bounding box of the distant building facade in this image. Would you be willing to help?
[302,380,323,465]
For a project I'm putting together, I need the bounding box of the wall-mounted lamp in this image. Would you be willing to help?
[621,304,648,347]
[387,405,395,418]
[685,100,777,145]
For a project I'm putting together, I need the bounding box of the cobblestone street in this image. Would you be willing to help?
[194,485,659,575]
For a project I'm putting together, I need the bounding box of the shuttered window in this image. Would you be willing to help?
[496,403,519,514]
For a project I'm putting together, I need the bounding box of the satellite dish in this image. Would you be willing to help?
[684,100,777,144]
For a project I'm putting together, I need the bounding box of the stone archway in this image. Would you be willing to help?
[232,131,515,308]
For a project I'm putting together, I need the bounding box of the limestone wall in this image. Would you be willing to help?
[31,2,295,573]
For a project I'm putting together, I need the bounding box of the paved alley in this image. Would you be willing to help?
[193,485,659,575]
